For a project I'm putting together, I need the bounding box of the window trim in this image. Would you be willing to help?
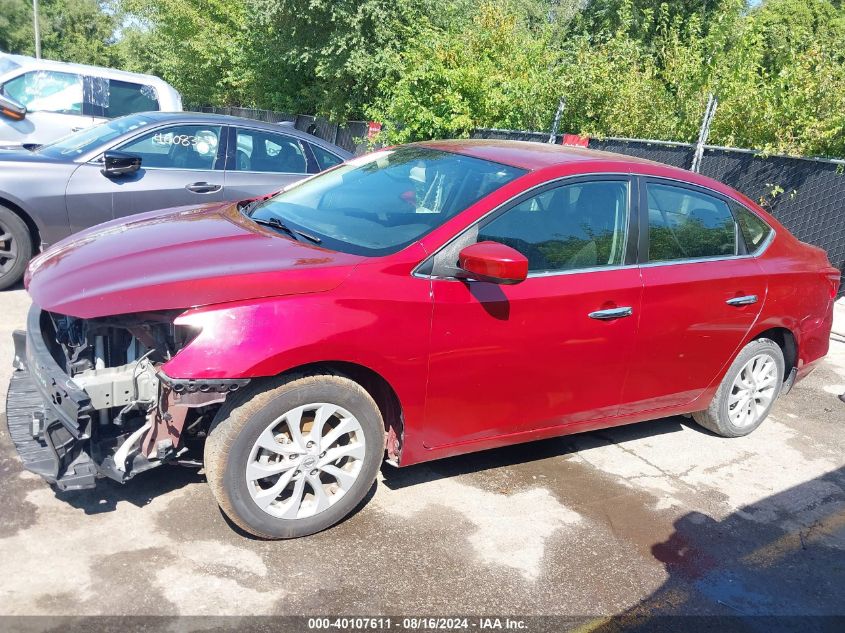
[414,173,639,281]
[637,175,775,267]
[225,125,314,175]
[103,122,228,172]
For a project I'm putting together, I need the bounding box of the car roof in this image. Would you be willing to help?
[417,138,753,201]
[417,138,674,171]
[0,52,173,88]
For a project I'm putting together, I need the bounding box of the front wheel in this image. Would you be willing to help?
[693,338,785,437]
[204,373,385,538]
[0,205,32,291]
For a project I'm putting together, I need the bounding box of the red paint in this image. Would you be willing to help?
[458,241,528,284]
[25,141,840,467]
[25,202,363,318]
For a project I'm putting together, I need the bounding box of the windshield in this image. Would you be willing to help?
[35,113,155,159]
[250,146,525,256]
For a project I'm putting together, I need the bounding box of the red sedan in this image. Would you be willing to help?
[8,140,840,538]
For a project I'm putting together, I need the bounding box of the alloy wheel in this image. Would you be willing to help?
[0,217,18,276]
[728,353,778,428]
[245,403,366,519]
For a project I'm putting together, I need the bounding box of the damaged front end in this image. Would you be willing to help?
[6,305,247,490]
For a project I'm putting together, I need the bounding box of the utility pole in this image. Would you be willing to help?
[33,0,42,59]
[548,97,565,144]
[691,93,718,173]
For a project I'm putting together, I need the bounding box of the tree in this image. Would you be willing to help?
[115,0,254,107]
[0,0,120,66]
[369,1,562,142]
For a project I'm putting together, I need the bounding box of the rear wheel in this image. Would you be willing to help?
[693,338,784,437]
[0,205,32,290]
[204,373,384,538]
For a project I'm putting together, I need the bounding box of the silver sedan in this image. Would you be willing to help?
[0,111,352,289]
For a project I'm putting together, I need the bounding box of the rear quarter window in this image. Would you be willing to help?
[734,205,773,253]
[310,143,344,171]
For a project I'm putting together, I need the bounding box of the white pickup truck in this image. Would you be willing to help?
[0,53,182,149]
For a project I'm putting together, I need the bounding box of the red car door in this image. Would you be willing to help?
[619,179,767,414]
[420,177,644,452]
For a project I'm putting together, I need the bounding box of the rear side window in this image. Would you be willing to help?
[2,70,82,114]
[106,80,159,117]
[233,128,308,173]
[83,78,160,118]
[310,143,344,171]
[647,183,737,262]
[734,205,772,252]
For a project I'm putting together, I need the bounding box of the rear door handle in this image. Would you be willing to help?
[185,182,222,194]
[588,306,633,320]
[726,294,758,306]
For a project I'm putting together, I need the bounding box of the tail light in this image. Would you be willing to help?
[827,271,841,299]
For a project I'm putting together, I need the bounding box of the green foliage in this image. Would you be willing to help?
[373,0,845,157]
[0,0,120,66]
[248,0,460,119]
[369,2,561,142]
[2,0,844,158]
[114,0,254,106]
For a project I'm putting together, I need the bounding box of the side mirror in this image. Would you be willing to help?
[101,150,141,178]
[0,94,26,121]
[458,241,528,285]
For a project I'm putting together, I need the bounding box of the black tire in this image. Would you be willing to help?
[204,373,384,539]
[693,338,785,437]
[0,205,33,291]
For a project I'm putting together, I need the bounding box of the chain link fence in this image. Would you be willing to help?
[474,128,845,297]
[186,105,370,154]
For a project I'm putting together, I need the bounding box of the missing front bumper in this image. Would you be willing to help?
[6,360,97,490]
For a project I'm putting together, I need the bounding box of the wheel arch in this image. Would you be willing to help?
[748,325,797,381]
[275,360,405,462]
[0,195,41,253]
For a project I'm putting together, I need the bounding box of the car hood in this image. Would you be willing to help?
[0,149,64,163]
[26,202,366,318]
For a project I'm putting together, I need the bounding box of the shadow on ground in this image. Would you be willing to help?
[54,464,205,514]
[587,466,845,632]
[381,414,702,490]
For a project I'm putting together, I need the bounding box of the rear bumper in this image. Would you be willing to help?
[5,306,97,490]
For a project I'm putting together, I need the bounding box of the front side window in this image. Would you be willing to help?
[249,147,525,256]
[2,70,83,114]
[734,205,772,253]
[478,180,629,273]
[118,124,223,170]
[234,128,308,173]
[647,183,737,262]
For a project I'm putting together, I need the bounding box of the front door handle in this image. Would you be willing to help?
[185,182,222,194]
[726,294,758,306]
[588,306,633,320]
